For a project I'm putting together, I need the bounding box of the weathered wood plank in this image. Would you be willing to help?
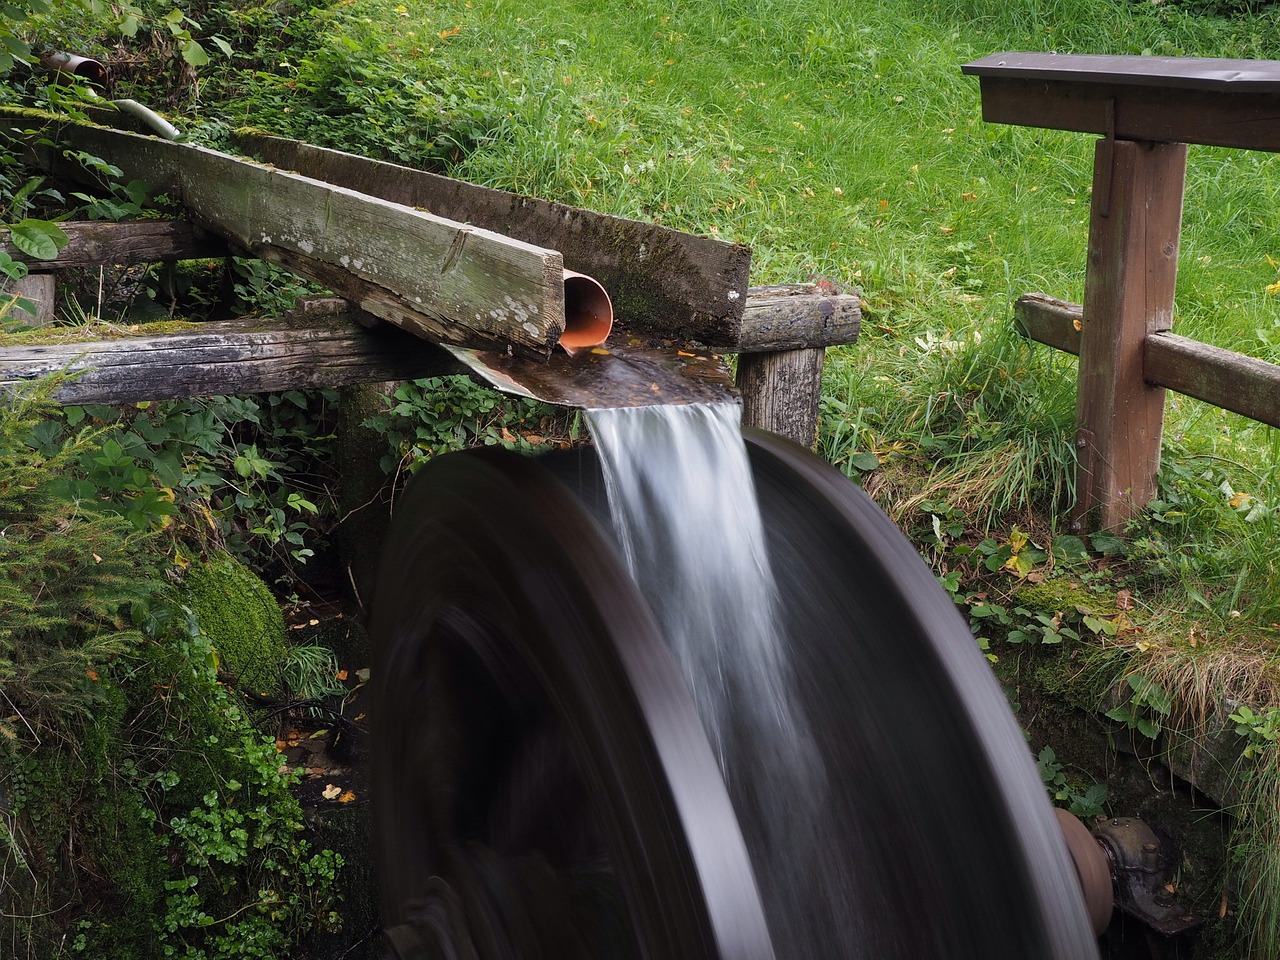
[737,283,860,352]
[1017,294,1280,429]
[10,119,569,357]
[1146,333,1280,430]
[0,307,458,403]
[1,220,229,270]
[736,347,826,448]
[234,132,753,346]
[1073,139,1186,533]
[963,53,1280,152]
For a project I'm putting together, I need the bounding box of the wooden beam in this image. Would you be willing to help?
[1,219,228,270]
[0,305,458,403]
[963,53,1280,152]
[1014,294,1082,355]
[737,283,860,352]
[1146,333,1280,430]
[234,132,753,347]
[11,119,569,358]
[1016,295,1280,430]
[1073,139,1186,533]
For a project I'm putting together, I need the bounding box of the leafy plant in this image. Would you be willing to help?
[363,374,557,474]
[1106,673,1174,740]
[1036,746,1109,818]
[1232,705,1280,760]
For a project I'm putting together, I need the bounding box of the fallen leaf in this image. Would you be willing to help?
[1267,280,1280,296]
[322,784,342,800]
[338,790,357,804]
[438,26,460,38]
[356,668,371,683]
[1116,589,1133,611]
[86,668,99,681]
[335,669,349,681]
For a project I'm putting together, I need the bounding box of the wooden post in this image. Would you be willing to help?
[736,348,826,448]
[6,274,56,325]
[1072,138,1186,533]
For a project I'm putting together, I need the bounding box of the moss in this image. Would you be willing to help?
[179,551,289,696]
[1014,577,1116,618]
[0,318,203,347]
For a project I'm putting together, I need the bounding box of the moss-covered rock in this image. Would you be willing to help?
[179,551,288,696]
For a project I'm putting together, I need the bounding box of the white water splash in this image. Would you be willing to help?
[587,403,851,958]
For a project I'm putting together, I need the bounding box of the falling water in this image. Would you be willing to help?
[587,401,861,960]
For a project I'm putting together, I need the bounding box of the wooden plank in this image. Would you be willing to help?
[1016,294,1280,428]
[1,220,228,270]
[0,306,458,403]
[1073,138,1186,533]
[1014,294,1081,355]
[235,132,753,346]
[736,347,826,447]
[10,119,569,358]
[963,53,1280,151]
[1146,333,1280,429]
[737,283,860,352]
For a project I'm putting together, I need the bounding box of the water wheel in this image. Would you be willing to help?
[369,430,1100,960]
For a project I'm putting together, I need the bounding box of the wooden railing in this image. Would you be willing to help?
[964,52,1280,532]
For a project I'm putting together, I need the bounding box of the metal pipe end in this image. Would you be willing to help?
[559,270,613,355]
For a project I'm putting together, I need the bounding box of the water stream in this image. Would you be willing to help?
[587,402,861,959]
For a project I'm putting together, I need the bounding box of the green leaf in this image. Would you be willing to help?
[181,39,210,67]
[211,36,233,57]
[1088,531,1128,557]
[8,219,69,260]
[849,451,880,472]
[1,34,28,57]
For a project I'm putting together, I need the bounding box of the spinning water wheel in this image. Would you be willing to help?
[370,429,1104,960]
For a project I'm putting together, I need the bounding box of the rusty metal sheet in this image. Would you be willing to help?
[447,333,736,410]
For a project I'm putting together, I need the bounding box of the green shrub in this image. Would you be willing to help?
[178,551,289,696]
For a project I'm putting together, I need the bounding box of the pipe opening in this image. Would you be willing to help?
[40,51,109,88]
[560,270,613,355]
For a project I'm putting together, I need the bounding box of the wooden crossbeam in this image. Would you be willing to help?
[0,303,457,403]
[1,220,229,270]
[963,53,1280,152]
[0,286,857,410]
[1015,293,1280,429]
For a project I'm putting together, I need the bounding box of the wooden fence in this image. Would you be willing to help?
[965,52,1280,532]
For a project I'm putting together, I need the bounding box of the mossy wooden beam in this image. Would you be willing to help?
[12,119,568,358]
[0,304,458,403]
[234,132,753,346]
